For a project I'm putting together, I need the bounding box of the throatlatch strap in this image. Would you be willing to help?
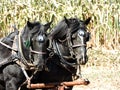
[12,35,18,55]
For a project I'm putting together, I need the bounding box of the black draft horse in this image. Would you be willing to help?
[32,17,91,90]
[0,20,52,90]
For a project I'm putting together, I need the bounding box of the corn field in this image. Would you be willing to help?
[0,0,120,50]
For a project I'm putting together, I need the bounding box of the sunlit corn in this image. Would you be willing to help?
[0,0,119,50]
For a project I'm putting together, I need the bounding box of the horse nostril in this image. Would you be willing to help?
[80,60,86,65]
[79,56,88,65]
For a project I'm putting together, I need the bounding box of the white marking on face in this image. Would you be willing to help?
[78,30,84,45]
[78,30,86,63]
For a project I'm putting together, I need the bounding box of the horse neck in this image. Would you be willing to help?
[54,40,71,57]
[2,37,14,46]
[20,36,30,61]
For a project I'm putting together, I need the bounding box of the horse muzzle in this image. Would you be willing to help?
[79,55,88,65]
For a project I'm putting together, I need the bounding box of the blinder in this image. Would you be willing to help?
[36,35,45,42]
[86,32,90,42]
[78,30,90,42]
[31,30,46,44]
[71,31,90,42]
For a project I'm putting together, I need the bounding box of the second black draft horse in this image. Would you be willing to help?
[48,16,91,79]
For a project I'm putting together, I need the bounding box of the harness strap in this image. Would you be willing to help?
[0,56,18,67]
[30,47,46,54]
[18,31,32,68]
[72,44,86,48]
[21,67,30,80]
[0,41,18,52]
[67,30,75,58]
[12,35,19,55]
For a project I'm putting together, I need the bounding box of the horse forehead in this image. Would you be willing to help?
[69,19,80,26]
[39,25,45,31]
[69,18,79,21]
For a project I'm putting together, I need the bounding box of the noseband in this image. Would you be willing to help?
[30,47,46,54]
[72,44,86,48]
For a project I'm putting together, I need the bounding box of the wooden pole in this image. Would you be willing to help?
[27,79,90,89]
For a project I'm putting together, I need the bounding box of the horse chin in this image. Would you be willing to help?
[80,60,87,65]
[33,61,44,71]
[36,65,44,71]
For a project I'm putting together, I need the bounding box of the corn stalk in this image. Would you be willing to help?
[0,0,120,50]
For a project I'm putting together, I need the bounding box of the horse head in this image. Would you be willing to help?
[20,20,52,70]
[47,16,91,78]
[64,16,91,65]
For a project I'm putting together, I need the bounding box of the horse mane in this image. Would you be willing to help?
[68,18,81,33]
[49,18,81,40]
[48,19,67,40]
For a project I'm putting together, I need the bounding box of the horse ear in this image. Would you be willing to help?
[44,22,52,32]
[27,21,32,27]
[44,16,54,31]
[12,25,19,34]
[84,17,91,25]
[64,16,70,27]
[27,21,34,29]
